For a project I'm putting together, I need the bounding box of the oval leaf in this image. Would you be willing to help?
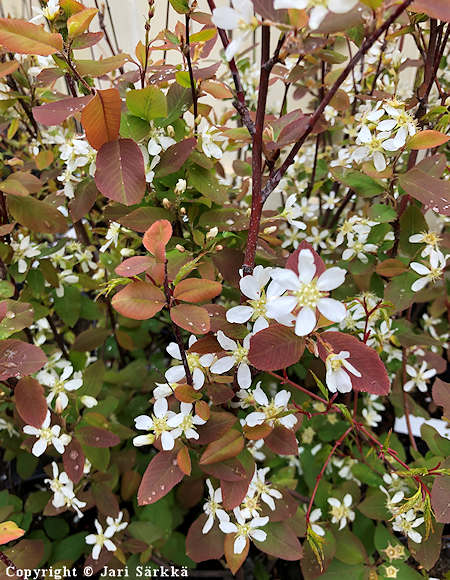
[32,96,92,126]
[170,304,210,334]
[186,515,225,562]
[111,281,165,320]
[0,522,25,546]
[173,278,222,303]
[81,88,121,150]
[77,426,120,448]
[95,138,146,206]
[200,430,244,465]
[318,331,390,395]
[0,18,63,55]
[14,377,47,428]
[408,130,449,150]
[249,324,305,371]
[63,438,85,484]
[0,339,47,381]
[253,521,303,560]
[137,450,184,505]
[143,219,173,256]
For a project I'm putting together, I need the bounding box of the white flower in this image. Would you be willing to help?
[325,351,361,393]
[226,266,276,325]
[85,520,116,560]
[44,462,74,508]
[11,235,40,273]
[174,179,187,194]
[392,510,424,544]
[105,512,128,535]
[41,365,83,412]
[62,494,86,518]
[55,270,79,298]
[99,222,122,253]
[166,402,206,442]
[165,336,214,391]
[281,195,307,230]
[212,0,258,61]
[309,508,325,536]
[210,331,252,389]
[244,385,297,430]
[147,123,176,156]
[81,395,98,408]
[268,249,347,336]
[273,0,358,30]
[353,125,402,172]
[249,467,282,511]
[306,227,329,251]
[342,234,378,263]
[328,493,355,530]
[410,251,447,292]
[408,231,441,258]
[403,361,436,393]
[202,479,229,534]
[23,411,71,457]
[30,0,60,23]
[200,126,225,160]
[219,507,268,554]
[133,397,177,450]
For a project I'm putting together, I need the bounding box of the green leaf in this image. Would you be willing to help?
[333,529,366,564]
[50,532,87,565]
[399,204,427,256]
[188,164,227,203]
[369,203,397,223]
[169,0,190,13]
[54,286,81,327]
[330,167,385,198]
[351,463,383,487]
[126,86,167,121]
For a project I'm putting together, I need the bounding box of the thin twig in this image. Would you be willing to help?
[260,0,414,204]
[184,14,198,135]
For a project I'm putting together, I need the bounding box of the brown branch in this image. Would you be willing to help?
[261,0,414,204]
[184,14,198,135]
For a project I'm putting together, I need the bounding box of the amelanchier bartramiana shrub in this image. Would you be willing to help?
[0,0,448,577]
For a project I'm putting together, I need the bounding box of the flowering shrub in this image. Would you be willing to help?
[0,0,449,578]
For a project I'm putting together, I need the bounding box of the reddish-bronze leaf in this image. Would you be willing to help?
[114,256,155,277]
[69,180,98,222]
[137,450,184,505]
[143,219,172,257]
[318,331,390,395]
[286,240,326,275]
[173,278,222,303]
[399,166,450,216]
[7,195,67,234]
[411,0,450,22]
[432,378,450,418]
[199,458,246,482]
[111,281,165,320]
[249,324,305,371]
[95,138,146,206]
[118,207,172,232]
[0,339,47,381]
[196,411,237,445]
[77,426,120,448]
[225,533,249,575]
[155,137,197,177]
[265,425,299,455]
[375,258,408,277]
[32,96,92,126]
[177,445,192,475]
[63,438,85,484]
[221,450,255,510]
[0,522,25,546]
[186,515,225,562]
[200,430,244,465]
[72,328,110,351]
[14,377,47,428]
[0,60,19,79]
[408,130,449,150]
[170,304,210,334]
[431,461,450,523]
[0,18,63,55]
[81,89,121,150]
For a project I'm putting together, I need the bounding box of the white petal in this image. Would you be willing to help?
[295,307,317,336]
[210,355,235,374]
[297,250,316,283]
[240,276,260,300]
[237,364,251,389]
[317,267,346,291]
[317,298,346,322]
[328,0,358,12]
[216,331,237,351]
[226,305,254,324]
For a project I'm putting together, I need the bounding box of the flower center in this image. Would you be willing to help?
[186,353,202,370]
[249,296,266,318]
[293,280,322,308]
[234,344,249,364]
[421,231,440,246]
[152,415,169,436]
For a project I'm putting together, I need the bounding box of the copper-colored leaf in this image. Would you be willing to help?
[137,450,184,505]
[0,522,25,546]
[63,438,85,484]
[249,324,305,371]
[224,532,249,575]
[77,426,120,448]
[0,18,63,55]
[0,339,47,381]
[67,8,98,38]
[200,430,244,465]
[111,281,165,320]
[14,377,47,428]
[186,515,225,562]
[408,130,449,150]
[173,278,222,303]
[170,304,210,334]
[94,138,146,206]
[143,219,172,256]
[81,89,121,150]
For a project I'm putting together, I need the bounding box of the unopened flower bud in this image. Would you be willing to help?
[167,125,175,137]
[216,244,223,251]
[180,207,186,215]
[174,178,187,195]
[263,226,277,235]
[206,227,218,240]
[162,198,171,209]
[120,248,135,257]
[175,244,185,253]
